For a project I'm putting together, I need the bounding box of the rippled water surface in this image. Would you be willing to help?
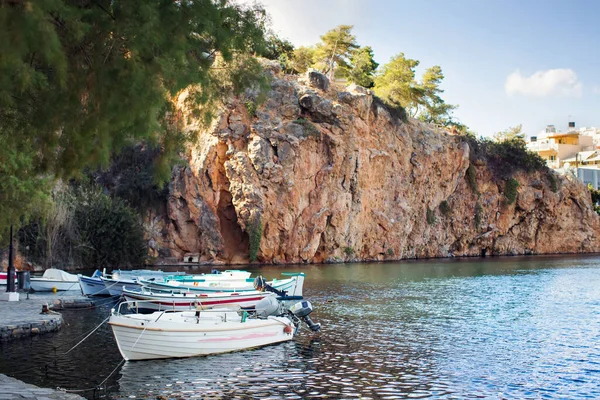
[2,256,600,399]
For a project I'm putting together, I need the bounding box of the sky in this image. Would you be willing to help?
[240,0,600,138]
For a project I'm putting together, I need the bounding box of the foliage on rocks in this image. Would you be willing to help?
[474,202,483,229]
[293,118,321,138]
[466,164,479,195]
[548,172,559,193]
[248,214,263,262]
[439,200,451,216]
[504,178,520,205]
[426,207,436,225]
[461,135,547,179]
[588,184,600,215]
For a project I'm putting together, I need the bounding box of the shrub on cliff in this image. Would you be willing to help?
[466,164,479,194]
[504,178,520,205]
[439,200,451,216]
[248,215,263,262]
[461,135,547,179]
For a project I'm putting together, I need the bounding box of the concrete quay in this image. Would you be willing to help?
[0,292,95,342]
[0,374,85,399]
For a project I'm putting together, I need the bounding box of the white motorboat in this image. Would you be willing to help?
[122,286,275,311]
[139,272,305,295]
[109,295,321,361]
[78,270,110,296]
[30,268,80,292]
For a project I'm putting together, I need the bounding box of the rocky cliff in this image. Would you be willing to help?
[147,64,600,264]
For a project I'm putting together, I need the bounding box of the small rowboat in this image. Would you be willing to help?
[109,296,321,361]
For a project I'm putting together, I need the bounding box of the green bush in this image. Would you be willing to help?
[460,135,547,179]
[387,248,394,256]
[344,246,354,256]
[466,164,479,194]
[245,100,257,117]
[504,178,519,204]
[439,200,451,216]
[548,172,559,193]
[426,207,436,225]
[19,184,147,269]
[292,118,321,138]
[474,202,482,229]
[248,214,263,262]
[74,186,147,268]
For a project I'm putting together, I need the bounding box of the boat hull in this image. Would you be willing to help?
[101,278,141,296]
[123,288,273,311]
[140,274,304,296]
[0,272,16,286]
[78,276,110,296]
[30,279,80,292]
[109,312,294,361]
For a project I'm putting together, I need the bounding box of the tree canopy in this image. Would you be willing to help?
[374,53,462,129]
[346,46,378,88]
[290,46,316,74]
[313,25,358,78]
[0,0,268,242]
[493,124,525,143]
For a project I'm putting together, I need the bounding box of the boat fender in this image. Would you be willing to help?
[193,282,199,286]
[283,325,293,334]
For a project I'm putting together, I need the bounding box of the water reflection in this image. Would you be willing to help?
[1,255,600,399]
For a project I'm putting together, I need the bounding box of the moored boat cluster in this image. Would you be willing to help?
[31,268,320,361]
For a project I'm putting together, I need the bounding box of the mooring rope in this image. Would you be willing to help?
[63,315,110,355]
[57,359,125,396]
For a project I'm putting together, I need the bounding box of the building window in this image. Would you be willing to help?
[549,156,556,161]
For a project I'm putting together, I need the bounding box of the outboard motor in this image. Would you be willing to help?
[254,296,284,318]
[289,300,321,332]
[254,275,288,297]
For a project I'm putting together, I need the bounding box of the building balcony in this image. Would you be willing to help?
[527,142,558,152]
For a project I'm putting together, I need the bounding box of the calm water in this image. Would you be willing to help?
[1,256,600,399]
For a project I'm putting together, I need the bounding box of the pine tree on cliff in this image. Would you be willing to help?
[373,53,462,128]
[346,46,378,88]
[0,0,268,243]
[313,25,358,80]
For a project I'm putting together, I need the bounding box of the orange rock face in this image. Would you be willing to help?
[148,68,600,264]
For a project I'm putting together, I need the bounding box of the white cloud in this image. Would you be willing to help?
[505,68,582,98]
[593,85,600,94]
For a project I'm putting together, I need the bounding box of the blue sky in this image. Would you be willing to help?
[247,0,600,137]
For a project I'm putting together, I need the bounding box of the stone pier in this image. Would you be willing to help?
[0,292,94,342]
[0,374,85,399]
